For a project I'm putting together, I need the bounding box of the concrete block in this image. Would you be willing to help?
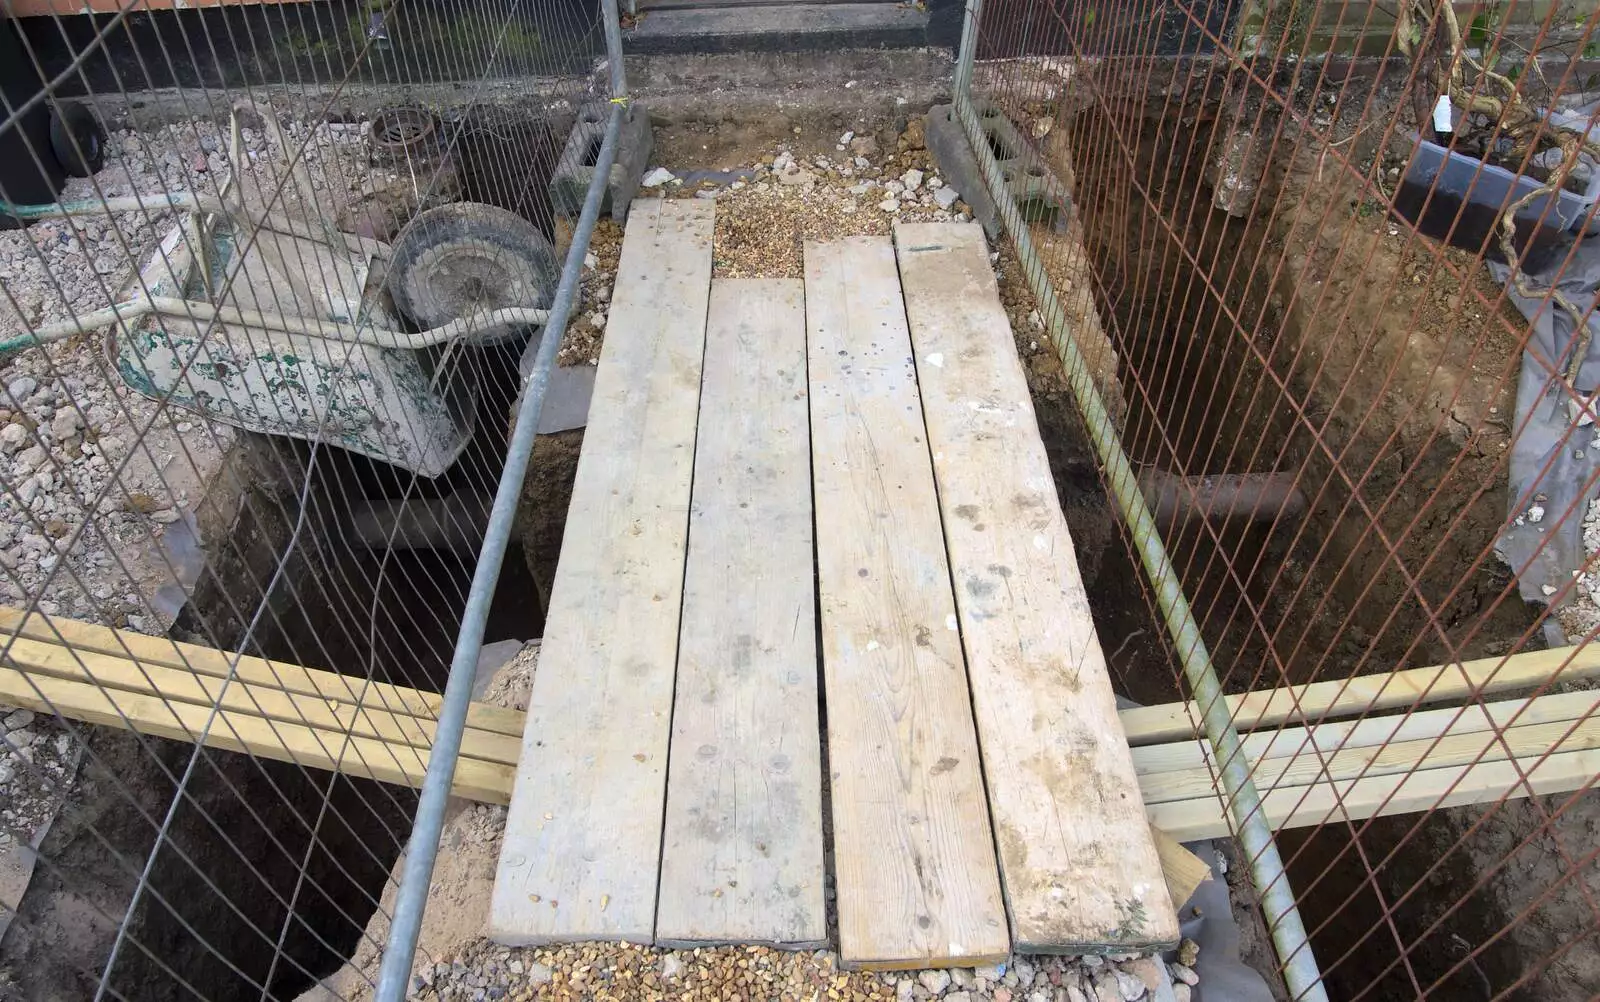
[924,103,1072,240]
[548,100,653,223]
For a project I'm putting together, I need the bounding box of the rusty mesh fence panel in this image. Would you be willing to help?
[0,1,606,998]
[959,0,1600,999]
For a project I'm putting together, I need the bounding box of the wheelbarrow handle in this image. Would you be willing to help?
[2,295,548,359]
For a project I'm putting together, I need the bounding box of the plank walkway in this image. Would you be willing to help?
[9,206,1599,967]
[655,279,826,948]
[895,223,1177,951]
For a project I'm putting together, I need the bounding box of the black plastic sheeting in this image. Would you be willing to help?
[1491,233,1600,633]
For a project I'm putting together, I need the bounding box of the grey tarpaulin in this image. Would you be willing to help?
[1111,697,1277,999]
[1490,233,1600,629]
[1179,842,1279,1002]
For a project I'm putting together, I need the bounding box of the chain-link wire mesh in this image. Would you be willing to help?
[0,1,613,998]
[956,1,1600,999]
[8,0,1600,998]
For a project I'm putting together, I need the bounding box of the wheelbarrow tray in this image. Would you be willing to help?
[106,213,477,477]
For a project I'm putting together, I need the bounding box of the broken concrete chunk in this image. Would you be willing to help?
[50,409,82,441]
[639,166,676,187]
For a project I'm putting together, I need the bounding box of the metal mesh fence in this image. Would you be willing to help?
[5,0,1600,998]
[957,1,1600,999]
[0,1,612,998]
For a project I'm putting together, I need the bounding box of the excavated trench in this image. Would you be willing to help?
[1,328,547,1002]
[0,105,580,1001]
[5,94,1586,1000]
[1046,101,1589,999]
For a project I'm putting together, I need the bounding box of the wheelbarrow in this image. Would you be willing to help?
[0,101,557,477]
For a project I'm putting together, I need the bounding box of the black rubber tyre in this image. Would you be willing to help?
[387,202,557,345]
[49,103,105,178]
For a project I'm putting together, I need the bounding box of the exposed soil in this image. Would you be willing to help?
[13,84,1591,1002]
[1049,71,1598,1000]
[295,642,538,1002]
[516,429,584,618]
[0,415,544,1001]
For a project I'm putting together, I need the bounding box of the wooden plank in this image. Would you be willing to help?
[30,624,1582,838]
[1119,645,1600,746]
[0,606,526,738]
[1139,709,1600,806]
[0,664,515,803]
[1149,746,1600,842]
[656,279,825,949]
[804,235,1008,969]
[1149,826,1212,909]
[0,621,1204,919]
[9,605,1594,852]
[13,633,1595,835]
[895,222,1176,954]
[1131,690,1600,777]
[490,199,714,946]
[0,636,522,768]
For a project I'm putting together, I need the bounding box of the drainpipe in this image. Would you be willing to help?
[1138,469,1307,524]
[949,5,1329,999]
[347,493,493,555]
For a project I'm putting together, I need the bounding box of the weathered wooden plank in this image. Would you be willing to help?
[656,279,825,948]
[490,199,715,945]
[804,235,1008,969]
[895,222,1177,954]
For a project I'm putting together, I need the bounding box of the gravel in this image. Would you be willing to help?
[400,937,1202,1002]
[561,220,623,367]
[0,704,75,850]
[0,700,81,951]
[1555,494,1600,640]
[656,121,973,281]
[1,116,373,341]
[547,118,971,369]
